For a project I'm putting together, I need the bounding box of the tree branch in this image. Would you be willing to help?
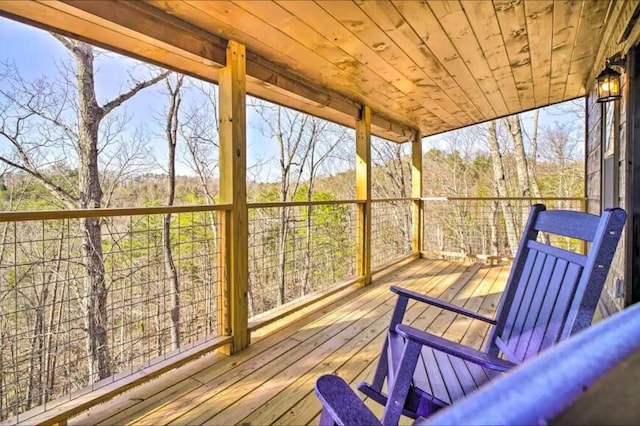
[0,87,78,141]
[99,71,170,118]
[0,154,77,207]
[50,33,77,52]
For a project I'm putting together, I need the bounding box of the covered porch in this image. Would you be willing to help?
[0,0,638,424]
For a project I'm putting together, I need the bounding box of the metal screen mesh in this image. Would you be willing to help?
[248,202,357,318]
[422,198,586,259]
[371,200,413,269]
[0,209,221,422]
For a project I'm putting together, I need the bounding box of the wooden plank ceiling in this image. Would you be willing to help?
[0,1,619,142]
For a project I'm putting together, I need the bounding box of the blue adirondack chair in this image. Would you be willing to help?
[316,204,626,426]
[315,299,640,425]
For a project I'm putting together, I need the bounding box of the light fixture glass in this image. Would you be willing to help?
[596,66,622,103]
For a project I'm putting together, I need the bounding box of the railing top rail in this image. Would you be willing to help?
[0,196,588,223]
[248,199,364,208]
[0,204,232,223]
[370,197,418,202]
[248,198,419,208]
[421,196,587,201]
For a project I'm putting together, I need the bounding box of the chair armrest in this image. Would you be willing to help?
[391,286,497,325]
[396,325,517,372]
[314,375,382,426]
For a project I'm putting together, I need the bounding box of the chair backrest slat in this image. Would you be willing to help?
[501,250,547,361]
[511,253,559,362]
[498,248,538,349]
[527,240,586,266]
[485,205,626,363]
[522,258,570,360]
[506,254,585,362]
[536,262,582,353]
[533,210,600,241]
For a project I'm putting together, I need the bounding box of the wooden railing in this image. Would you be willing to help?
[246,200,361,322]
[0,195,588,423]
[420,197,588,261]
[0,204,232,424]
[0,197,418,424]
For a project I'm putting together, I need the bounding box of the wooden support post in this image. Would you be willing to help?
[356,105,372,286]
[218,40,249,354]
[411,130,423,253]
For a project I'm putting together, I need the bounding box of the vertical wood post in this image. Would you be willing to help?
[411,130,423,253]
[356,105,372,286]
[218,40,248,354]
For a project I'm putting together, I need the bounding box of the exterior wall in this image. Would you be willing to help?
[586,72,629,316]
[585,91,601,215]
[584,0,640,317]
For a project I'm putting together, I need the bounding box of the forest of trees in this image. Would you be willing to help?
[419,115,584,258]
[0,33,584,421]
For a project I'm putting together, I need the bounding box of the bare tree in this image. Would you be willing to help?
[181,83,220,205]
[0,36,167,382]
[300,119,346,296]
[252,101,347,306]
[539,121,583,200]
[422,130,491,255]
[505,116,531,199]
[486,121,518,255]
[254,103,311,305]
[530,110,540,183]
[371,138,412,255]
[505,114,544,229]
[101,125,156,208]
[163,75,184,350]
[179,82,221,329]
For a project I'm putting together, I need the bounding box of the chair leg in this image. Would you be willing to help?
[364,296,409,397]
[381,339,422,426]
[371,334,390,390]
[377,297,409,387]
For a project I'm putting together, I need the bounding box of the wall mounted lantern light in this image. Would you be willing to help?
[597,54,626,103]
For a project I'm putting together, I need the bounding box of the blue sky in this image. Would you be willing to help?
[0,17,277,178]
[0,16,583,181]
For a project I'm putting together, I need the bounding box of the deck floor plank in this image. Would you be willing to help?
[66,259,508,426]
[457,265,509,352]
[274,262,491,426]
[244,262,476,425]
[188,261,458,425]
[134,259,446,425]
[103,260,439,425]
[445,264,506,344]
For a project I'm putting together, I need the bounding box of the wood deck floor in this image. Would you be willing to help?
[69,259,509,426]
